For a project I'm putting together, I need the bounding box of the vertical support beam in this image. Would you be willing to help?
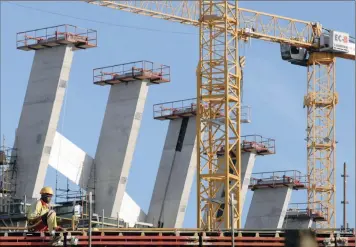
[147,117,197,228]
[15,45,74,200]
[208,152,256,228]
[198,0,241,230]
[92,80,149,217]
[341,162,348,229]
[305,53,337,227]
[245,187,293,229]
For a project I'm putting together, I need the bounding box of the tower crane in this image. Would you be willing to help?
[86,1,355,229]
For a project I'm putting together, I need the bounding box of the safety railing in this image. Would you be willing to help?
[249,170,307,190]
[93,60,170,85]
[153,98,197,119]
[153,98,251,122]
[16,24,97,49]
[241,135,275,154]
[287,202,326,221]
[215,135,275,156]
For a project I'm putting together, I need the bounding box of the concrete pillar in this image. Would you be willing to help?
[210,152,257,228]
[147,117,197,228]
[245,187,292,229]
[92,80,150,217]
[14,25,96,201]
[15,45,75,200]
[244,172,306,229]
[283,215,313,229]
[240,152,256,209]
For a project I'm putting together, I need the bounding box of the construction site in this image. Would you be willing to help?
[0,1,355,246]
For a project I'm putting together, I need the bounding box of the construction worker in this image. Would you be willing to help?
[27,186,62,233]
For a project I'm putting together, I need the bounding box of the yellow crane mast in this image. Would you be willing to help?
[87,0,355,229]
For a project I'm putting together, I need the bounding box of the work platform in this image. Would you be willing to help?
[153,98,251,123]
[245,170,306,229]
[249,170,307,191]
[90,60,170,218]
[286,203,326,221]
[93,61,170,86]
[215,135,276,156]
[16,24,97,51]
[0,229,354,246]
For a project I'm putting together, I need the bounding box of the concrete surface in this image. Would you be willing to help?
[90,80,150,217]
[283,216,313,229]
[245,186,292,229]
[49,132,92,188]
[209,152,257,228]
[14,45,74,201]
[48,131,146,226]
[147,117,197,228]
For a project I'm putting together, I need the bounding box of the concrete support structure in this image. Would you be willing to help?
[212,135,275,228]
[147,116,197,228]
[14,25,96,200]
[283,203,326,229]
[245,170,306,229]
[49,131,146,226]
[49,132,95,189]
[283,215,313,229]
[90,61,170,217]
[147,99,258,228]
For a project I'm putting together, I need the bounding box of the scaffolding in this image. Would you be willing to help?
[0,137,18,215]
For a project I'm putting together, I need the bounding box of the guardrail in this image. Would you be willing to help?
[249,170,307,190]
[93,60,170,85]
[16,24,97,50]
[153,98,251,122]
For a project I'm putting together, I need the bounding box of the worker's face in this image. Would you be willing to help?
[41,194,53,203]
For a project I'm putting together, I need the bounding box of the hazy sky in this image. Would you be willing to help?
[1,1,355,228]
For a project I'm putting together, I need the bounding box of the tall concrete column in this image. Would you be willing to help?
[15,45,73,200]
[147,116,197,228]
[209,135,275,228]
[14,25,96,200]
[244,171,306,229]
[93,80,149,217]
[245,187,292,229]
[148,100,258,228]
[91,61,170,217]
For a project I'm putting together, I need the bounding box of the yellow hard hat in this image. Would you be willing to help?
[40,186,54,195]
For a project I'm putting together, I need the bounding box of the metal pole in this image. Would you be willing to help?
[230,193,235,247]
[24,195,27,215]
[117,212,119,228]
[341,162,348,230]
[88,192,92,247]
[102,209,104,228]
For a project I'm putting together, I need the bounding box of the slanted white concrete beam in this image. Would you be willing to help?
[90,80,150,217]
[49,132,94,189]
[15,45,74,200]
[147,117,197,228]
[49,131,146,225]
